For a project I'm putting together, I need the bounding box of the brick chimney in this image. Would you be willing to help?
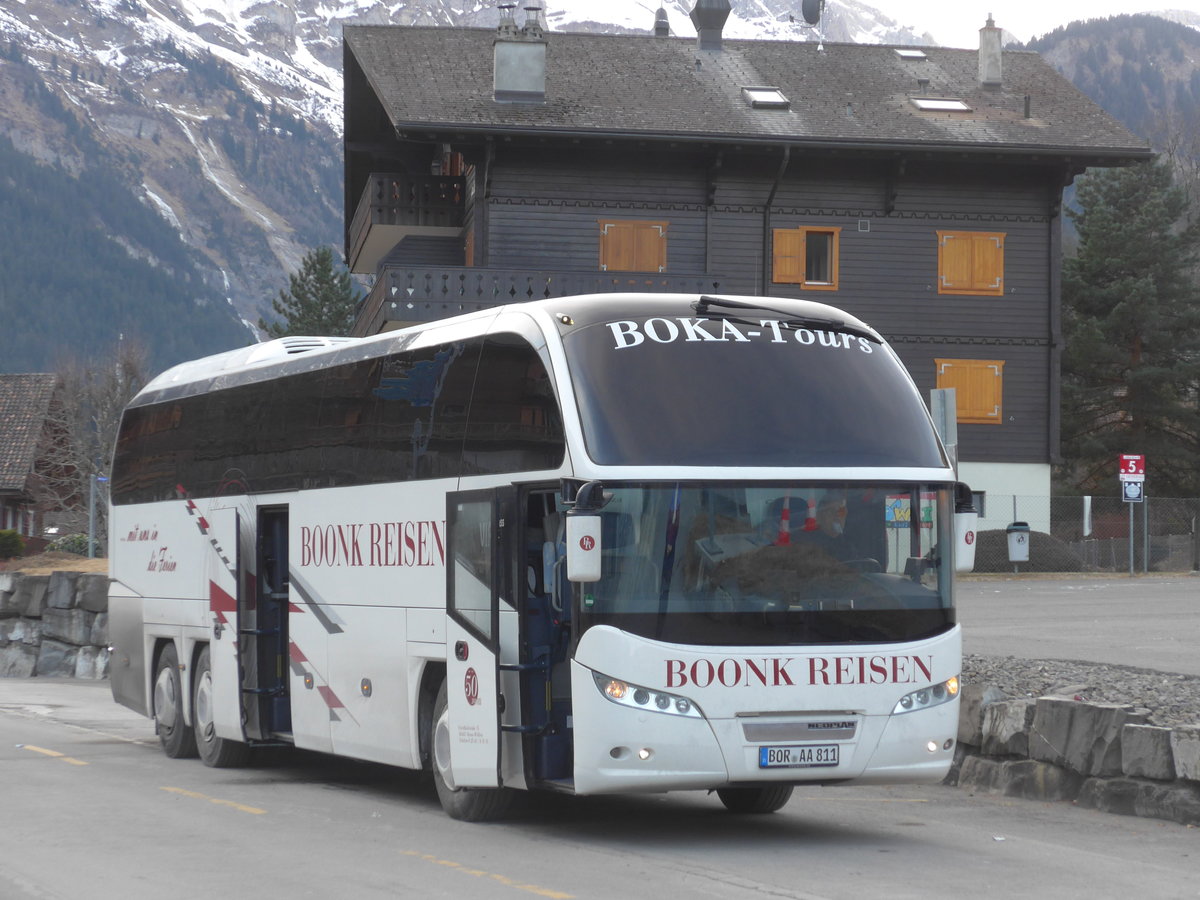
[690,0,731,52]
[979,14,1002,87]
[494,4,546,103]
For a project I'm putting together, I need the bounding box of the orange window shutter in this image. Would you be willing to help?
[936,358,1004,424]
[633,224,667,272]
[938,232,973,292]
[599,221,625,271]
[974,234,1003,293]
[773,229,805,284]
[609,225,636,271]
[938,231,1005,295]
[600,221,667,271]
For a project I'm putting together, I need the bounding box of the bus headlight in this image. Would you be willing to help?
[593,671,703,718]
[892,675,959,715]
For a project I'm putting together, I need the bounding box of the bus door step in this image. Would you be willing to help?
[499,659,551,673]
[540,778,575,794]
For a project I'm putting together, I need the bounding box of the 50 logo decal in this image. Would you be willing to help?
[464,667,480,706]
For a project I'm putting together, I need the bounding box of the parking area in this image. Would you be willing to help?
[956,574,1200,676]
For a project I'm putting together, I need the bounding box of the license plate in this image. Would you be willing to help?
[759,744,839,768]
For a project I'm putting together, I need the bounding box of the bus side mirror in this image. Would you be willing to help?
[565,513,602,582]
[954,481,978,573]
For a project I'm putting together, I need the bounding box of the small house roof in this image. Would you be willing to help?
[0,374,58,495]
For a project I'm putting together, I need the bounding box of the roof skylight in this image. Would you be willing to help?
[895,49,928,60]
[911,97,971,112]
[742,86,790,110]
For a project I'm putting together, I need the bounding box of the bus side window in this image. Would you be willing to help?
[463,334,565,476]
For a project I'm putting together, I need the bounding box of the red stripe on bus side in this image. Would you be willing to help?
[317,686,345,709]
[208,580,236,624]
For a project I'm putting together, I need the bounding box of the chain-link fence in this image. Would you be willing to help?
[970,495,1200,574]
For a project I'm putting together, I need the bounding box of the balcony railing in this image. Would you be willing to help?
[352,265,726,336]
[348,173,466,273]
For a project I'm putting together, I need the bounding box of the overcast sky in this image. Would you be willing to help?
[860,0,1200,48]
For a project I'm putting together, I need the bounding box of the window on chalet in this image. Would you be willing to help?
[937,230,1005,296]
[935,358,1004,425]
[599,220,667,272]
[772,226,841,290]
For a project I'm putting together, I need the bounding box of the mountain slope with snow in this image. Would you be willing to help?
[0,0,1193,373]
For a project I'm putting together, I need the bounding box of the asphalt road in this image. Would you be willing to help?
[1,678,1198,900]
[956,574,1200,676]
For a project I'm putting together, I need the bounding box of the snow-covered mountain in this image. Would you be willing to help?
[0,0,1191,373]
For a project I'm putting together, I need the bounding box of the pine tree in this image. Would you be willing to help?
[258,246,360,338]
[1059,159,1200,495]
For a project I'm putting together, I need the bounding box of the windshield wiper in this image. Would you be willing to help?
[694,296,881,344]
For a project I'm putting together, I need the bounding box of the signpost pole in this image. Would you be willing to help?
[1143,496,1149,575]
[1118,454,1146,578]
[1128,501,1134,577]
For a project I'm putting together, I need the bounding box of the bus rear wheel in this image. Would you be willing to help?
[153,643,197,759]
[716,785,794,814]
[431,680,512,822]
[193,646,252,768]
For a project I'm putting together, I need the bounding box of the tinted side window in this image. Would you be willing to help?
[462,333,565,476]
[374,340,480,481]
[112,339,484,505]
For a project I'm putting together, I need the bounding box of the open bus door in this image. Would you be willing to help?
[204,506,245,742]
[444,487,515,788]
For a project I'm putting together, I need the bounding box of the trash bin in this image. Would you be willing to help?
[954,484,978,573]
[1006,522,1030,564]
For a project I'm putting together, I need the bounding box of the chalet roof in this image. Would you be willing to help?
[0,374,57,495]
[344,27,1150,161]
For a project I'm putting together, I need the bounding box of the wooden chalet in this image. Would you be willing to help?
[0,373,61,555]
[341,2,1150,520]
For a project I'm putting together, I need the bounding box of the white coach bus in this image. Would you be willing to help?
[109,293,965,820]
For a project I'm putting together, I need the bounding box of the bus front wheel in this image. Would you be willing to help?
[153,643,197,759]
[193,646,252,768]
[716,785,794,814]
[431,680,512,822]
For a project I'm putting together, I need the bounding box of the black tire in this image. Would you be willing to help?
[193,645,252,768]
[716,785,794,814]
[153,643,197,759]
[431,680,512,822]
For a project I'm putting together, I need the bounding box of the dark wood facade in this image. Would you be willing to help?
[342,22,1149,487]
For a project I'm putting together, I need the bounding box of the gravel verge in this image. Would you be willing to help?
[963,653,1200,728]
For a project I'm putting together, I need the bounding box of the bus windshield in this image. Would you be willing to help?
[562,310,946,468]
[576,483,954,646]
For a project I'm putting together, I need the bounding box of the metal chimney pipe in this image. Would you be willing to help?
[654,6,670,37]
[690,0,731,52]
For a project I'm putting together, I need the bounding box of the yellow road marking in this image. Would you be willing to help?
[20,744,89,766]
[809,796,930,803]
[160,786,267,815]
[400,850,573,898]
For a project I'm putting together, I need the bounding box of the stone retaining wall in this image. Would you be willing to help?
[0,571,110,678]
[950,684,1200,826]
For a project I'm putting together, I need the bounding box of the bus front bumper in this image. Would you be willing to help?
[570,660,958,795]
